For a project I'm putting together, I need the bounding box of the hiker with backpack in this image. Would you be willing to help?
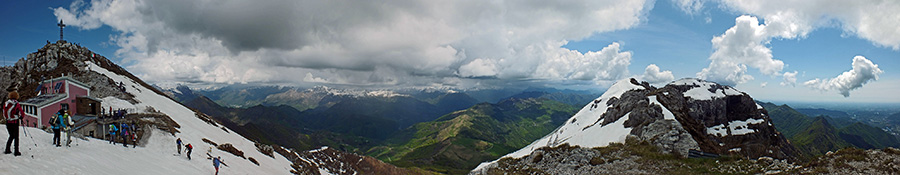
[4,91,24,156]
[63,109,74,147]
[213,156,223,175]
[186,143,193,160]
[108,124,117,145]
[176,138,182,154]
[121,123,129,147]
[51,105,68,147]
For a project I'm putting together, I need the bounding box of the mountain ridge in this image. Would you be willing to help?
[474,78,799,173]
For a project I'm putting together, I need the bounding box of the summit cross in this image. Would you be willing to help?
[57,20,66,41]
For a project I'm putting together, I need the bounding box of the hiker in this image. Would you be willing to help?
[186,143,193,160]
[213,156,222,175]
[108,124,118,145]
[51,106,67,147]
[176,138,182,154]
[63,109,74,147]
[4,91,24,156]
[131,122,138,147]
[121,123,129,147]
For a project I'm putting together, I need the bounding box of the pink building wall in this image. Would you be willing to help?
[36,78,89,127]
[41,104,63,127]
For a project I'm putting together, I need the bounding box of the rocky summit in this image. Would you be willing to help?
[473,78,799,174]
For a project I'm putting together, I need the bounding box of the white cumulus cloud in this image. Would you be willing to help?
[718,0,900,50]
[53,0,652,88]
[781,71,798,87]
[642,64,674,84]
[697,15,786,86]
[803,56,883,97]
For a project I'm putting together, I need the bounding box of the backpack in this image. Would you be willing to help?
[10,103,19,119]
[50,115,59,126]
[187,144,192,149]
[5,101,20,121]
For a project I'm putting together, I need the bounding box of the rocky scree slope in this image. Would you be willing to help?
[473,78,799,173]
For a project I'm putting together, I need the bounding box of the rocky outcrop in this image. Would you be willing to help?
[485,138,800,175]
[474,78,799,174]
[634,119,699,157]
[1,40,182,106]
[1,40,136,103]
[275,146,426,175]
[799,147,900,174]
[657,79,798,160]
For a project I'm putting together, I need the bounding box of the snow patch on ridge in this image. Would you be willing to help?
[706,118,767,137]
[730,118,765,135]
[684,85,725,100]
[707,124,728,137]
[673,78,744,100]
[648,95,676,120]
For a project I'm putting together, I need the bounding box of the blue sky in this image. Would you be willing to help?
[1,0,898,103]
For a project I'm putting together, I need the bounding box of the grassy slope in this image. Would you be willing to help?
[837,122,900,149]
[368,98,576,174]
[790,117,852,158]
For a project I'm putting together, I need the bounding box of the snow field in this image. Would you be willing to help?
[0,62,300,174]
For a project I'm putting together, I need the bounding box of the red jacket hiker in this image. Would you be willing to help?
[4,92,25,156]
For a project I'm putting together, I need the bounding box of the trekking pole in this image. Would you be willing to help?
[21,119,37,147]
[20,120,27,137]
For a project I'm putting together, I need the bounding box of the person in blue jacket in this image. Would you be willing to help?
[121,123,129,147]
[51,107,67,147]
[108,124,118,145]
[213,156,222,175]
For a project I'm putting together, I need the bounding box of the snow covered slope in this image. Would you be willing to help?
[473,78,798,173]
[0,124,293,174]
[497,78,642,159]
[0,61,295,174]
[472,78,646,172]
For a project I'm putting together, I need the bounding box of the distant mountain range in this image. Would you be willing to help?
[163,84,592,174]
[161,80,899,174]
[166,84,595,150]
[762,102,900,159]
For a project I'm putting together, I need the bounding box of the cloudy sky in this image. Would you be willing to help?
[1,0,898,103]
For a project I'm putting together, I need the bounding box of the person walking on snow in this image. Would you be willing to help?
[121,123,129,147]
[63,109,74,147]
[51,105,68,147]
[186,143,193,160]
[4,91,24,156]
[108,124,117,145]
[176,138,182,154]
[213,156,222,175]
